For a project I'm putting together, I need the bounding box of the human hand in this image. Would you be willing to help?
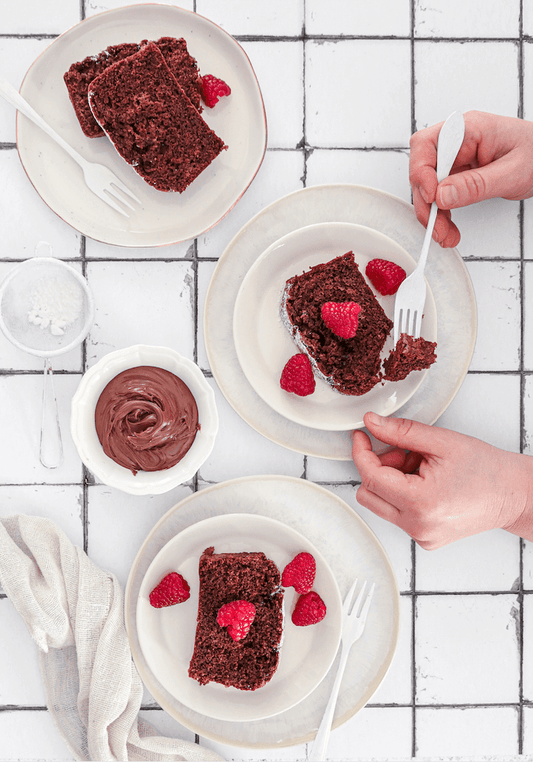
[409,110,533,248]
[352,411,533,549]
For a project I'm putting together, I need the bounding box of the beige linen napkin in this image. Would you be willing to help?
[0,514,223,762]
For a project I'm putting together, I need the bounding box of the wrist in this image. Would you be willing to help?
[500,451,533,541]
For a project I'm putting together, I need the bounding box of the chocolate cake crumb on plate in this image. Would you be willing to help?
[383,333,437,382]
[88,42,226,193]
[64,36,203,138]
[188,546,283,691]
[281,251,393,396]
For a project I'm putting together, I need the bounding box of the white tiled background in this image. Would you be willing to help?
[1,1,533,760]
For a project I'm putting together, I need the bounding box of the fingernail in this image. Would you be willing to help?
[365,411,383,427]
[439,184,458,207]
[420,186,431,204]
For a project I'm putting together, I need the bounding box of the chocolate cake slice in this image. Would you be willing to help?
[188,547,283,691]
[64,37,202,138]
[281,251,393,395]
[88,42,226,193]
[383,333,437,382]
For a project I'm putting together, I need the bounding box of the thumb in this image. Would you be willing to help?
[364,412,449,456]
[436,157,522,209]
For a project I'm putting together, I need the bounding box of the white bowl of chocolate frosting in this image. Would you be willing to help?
[71,345,219,494]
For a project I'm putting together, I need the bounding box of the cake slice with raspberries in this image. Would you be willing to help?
[64,37,203,138]
[280,251,393,396]
[188,546,283,691]
[88,42,226,193]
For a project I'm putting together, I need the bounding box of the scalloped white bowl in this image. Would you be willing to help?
[71,345,218,495]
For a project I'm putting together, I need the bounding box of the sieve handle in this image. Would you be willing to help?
[40,360,63,469]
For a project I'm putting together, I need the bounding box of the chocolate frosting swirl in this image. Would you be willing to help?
[95,365,199,475]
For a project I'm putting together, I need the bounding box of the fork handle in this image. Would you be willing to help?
[415,200,438,276]
[308,646,350,762]
[0,75,87,168]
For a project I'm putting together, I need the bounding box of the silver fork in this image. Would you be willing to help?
[309,579,376,762]
[0,75,141,217]
[393,110,465,345]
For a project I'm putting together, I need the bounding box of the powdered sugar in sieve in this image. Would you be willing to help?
[0,255,95,468]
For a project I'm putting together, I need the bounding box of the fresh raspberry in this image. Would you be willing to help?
[365,258,406,296]
[292,590,327,627]
[217,600,256,641]
[282,552,316,594]
[321,301,361,339]
[199,74,231,108]
[280,353,316,396]
[149,572,190,608]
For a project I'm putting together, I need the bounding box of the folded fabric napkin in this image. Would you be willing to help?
[0,515,224,762]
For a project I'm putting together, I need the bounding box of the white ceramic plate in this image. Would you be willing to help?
[16,4,266,246]
[233,222,437,430]
[136,513,342,722]
[70,345,218,495]
[204,184,477,459]
[124,475,400,748]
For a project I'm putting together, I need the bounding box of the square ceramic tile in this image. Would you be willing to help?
[328,483,413,593]
[524,196,533,260]
[414,0,520,38]
[523,537,533,589]
[305,456,359,483]
[0,710,75,760]
[305,148,411,203]
[523,262,533,371]
[524,374,533,455]
[197,259,218,371]
[466,260,521,372]
[239,41,303,150]
[85,239,195,260]
[305,40,412,148]
[0,151,81,260]
[370,594,413,705]
[306,0,411,37]
[522,593,533,702]
[196,149,305,260]
[415,594,520,704]
[0,598,46,704]
[2,0,79,34]
[414,41,519,130]
[415,531,520,592]
[0,485,84,546]
[451,198,521,260]
[197,0,304,37]
[86,483,194,588]
[416,706,519,757]
[85,260,196,366]
[0,374,83,484]
[523,42,533,123]
[0,37,54,143]
[523,704,533,754]
[198,379,305,482]
[322,706,413,760]
[436,372,521,454]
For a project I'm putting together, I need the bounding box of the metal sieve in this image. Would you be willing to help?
[0,249,95,468]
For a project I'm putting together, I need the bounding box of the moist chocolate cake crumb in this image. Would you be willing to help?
[280,251,393,396]
[88,42,226,193]
[188,546,283,691]
[382,333,437,382]
[64,37,202,138]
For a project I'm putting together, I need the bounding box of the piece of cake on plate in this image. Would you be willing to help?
[188,546,284,691]
[280,251,393,396]
[64,37,203,138]
[88,42,226,193]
